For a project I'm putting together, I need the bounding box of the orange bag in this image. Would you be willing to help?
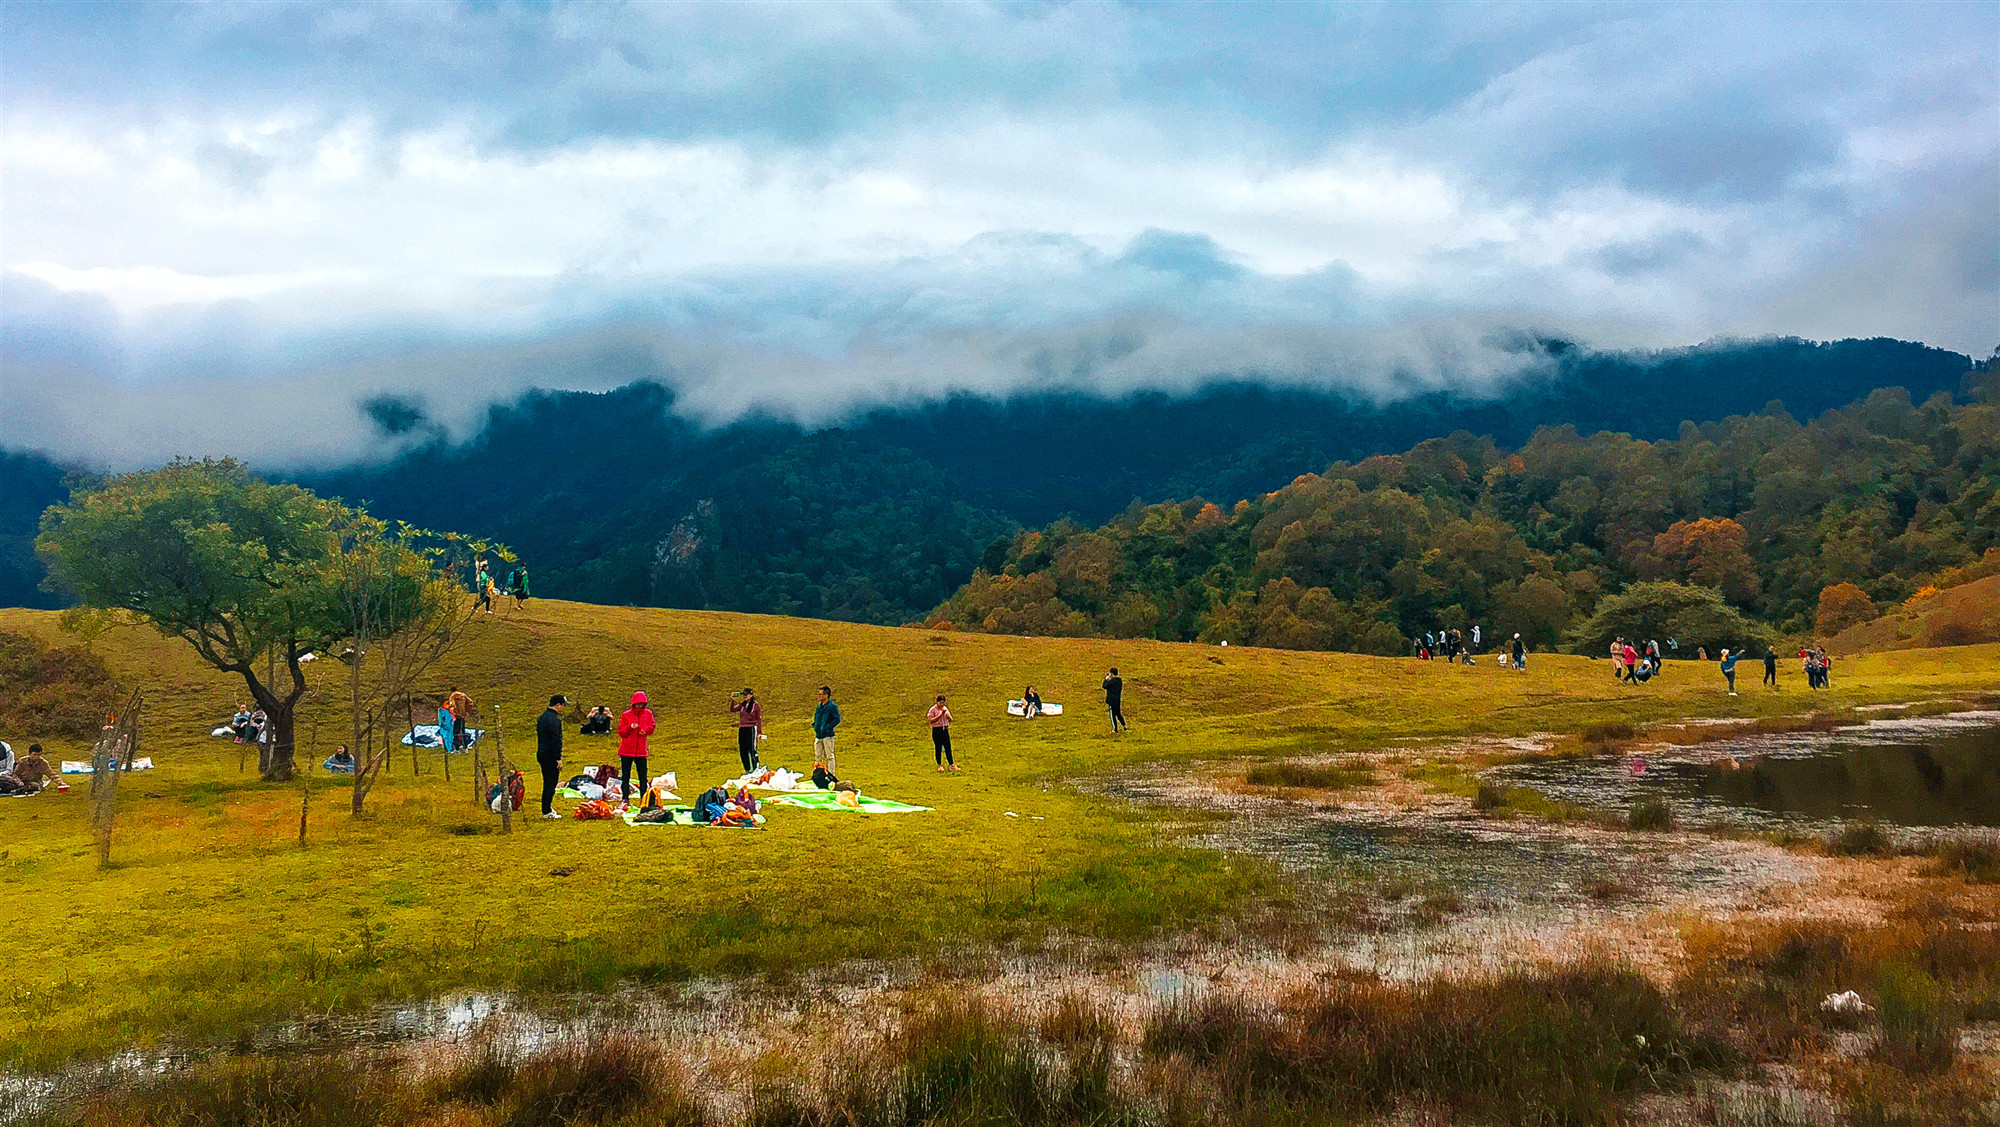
[573,799,614,820]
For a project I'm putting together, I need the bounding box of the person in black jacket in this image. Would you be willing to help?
[537,694,569,819]
[1104,667,1127,732]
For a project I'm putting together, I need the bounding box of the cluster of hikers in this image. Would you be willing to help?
[0,742,53,796]
[1799,646,1835,689]
[471,558,532,615]
[1415,626,1529,670]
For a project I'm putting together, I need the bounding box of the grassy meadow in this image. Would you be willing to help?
[3,600,1998,1069]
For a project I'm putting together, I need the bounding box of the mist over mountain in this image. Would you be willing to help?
[0,336,1978,622]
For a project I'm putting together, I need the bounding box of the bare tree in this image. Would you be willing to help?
[324,515,493,817]
[90,690,142,870]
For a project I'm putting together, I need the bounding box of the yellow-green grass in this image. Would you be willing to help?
[1,602,1995,1068]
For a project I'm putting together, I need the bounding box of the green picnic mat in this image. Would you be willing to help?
[767,791,932,814]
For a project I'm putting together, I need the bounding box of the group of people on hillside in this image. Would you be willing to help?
[527,666,1134,819]
[0,741,53,796]
[471,558,531,615]
[1611,638,1667,684]
[1416,626,1478,662]
[1416,627,1530,671]
[1800,646,1834,689]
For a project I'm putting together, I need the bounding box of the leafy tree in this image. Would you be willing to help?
[1815,582,1878,637]
[1565,582,1773,658]
[36,460,481,781]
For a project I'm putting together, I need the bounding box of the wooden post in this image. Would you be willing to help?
[494,708,512,834]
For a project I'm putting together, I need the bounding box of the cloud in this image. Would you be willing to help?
[1,1,1994,468]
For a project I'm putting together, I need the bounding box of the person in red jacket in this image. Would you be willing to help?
[1621,642,1640,687]
[616,691,655,805]
[729,688,763,773]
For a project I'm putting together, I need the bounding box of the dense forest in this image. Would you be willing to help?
[930,373,2000,652]
[0,336,1980,625]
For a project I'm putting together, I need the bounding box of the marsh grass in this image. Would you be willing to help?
[1145,962,1728,1126]
[1828,821,1894,857]
[1920,839,2000,883]
[1674,906,1999,1124]
[1242,761,1375,790]
[1630,798,1675,831]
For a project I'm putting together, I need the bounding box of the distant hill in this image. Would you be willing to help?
[1830,572,2000,654]
[0,336,1978,620]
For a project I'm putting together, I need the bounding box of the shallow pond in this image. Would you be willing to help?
[1494,711,2000,829]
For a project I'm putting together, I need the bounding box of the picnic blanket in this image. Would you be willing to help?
[1006,700,1062,717]
[401,724,484,748]
[767,791,932,814]
[60,758,154,774]
[724,766,812,792]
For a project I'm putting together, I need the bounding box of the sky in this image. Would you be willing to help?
[3,0,1995,469]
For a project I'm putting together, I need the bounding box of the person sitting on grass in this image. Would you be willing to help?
[323,745,357,773]
[1022,686,1043,718]
[0,744,50,795]
[580,705,613,735]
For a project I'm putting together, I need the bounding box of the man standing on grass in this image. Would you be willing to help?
[1104,667,1127,732]
[812,685,841,774]
[537,694,568,819]
[1763,650,1779,689]
[1720,649,1741,696]
[731,688,764,773]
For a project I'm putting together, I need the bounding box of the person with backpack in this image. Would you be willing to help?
[928,695,957,771]
[510,565,532,608]
[730,688,763,773]
[1511,633,1526,671]
[812,685,841,774]
[1104,667,1127,732]
[537,693,569,819]
[616,691,655,804]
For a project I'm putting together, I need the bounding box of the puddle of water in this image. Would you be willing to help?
[1497,712,2000,829]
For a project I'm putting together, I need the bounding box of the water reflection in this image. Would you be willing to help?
[1497,713,2000,828]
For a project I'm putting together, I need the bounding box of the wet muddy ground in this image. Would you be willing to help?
[11,714,2000,1125]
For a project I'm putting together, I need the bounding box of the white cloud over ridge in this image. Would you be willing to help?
[1,1,1994,469]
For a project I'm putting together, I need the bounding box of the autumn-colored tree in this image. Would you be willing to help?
[1815,582,1878,637]
[1648,517,1761,603]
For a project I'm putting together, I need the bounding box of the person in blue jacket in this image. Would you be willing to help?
[812,685,842,774]
[1719,648,1741,696]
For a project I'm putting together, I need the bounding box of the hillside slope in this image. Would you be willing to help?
[1830,574,2000,653]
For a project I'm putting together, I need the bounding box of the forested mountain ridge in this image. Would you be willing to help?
[0,336,1980,624]
[930,373,2000,650]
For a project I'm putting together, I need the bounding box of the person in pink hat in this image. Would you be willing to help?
[616,691,656,805]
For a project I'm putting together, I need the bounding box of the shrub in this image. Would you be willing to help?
[1472,781,1507,811]
[0,629,122,740]
[1629,799,1675,831]
[1828,821,1893,857]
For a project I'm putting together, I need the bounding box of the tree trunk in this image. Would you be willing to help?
[262,700,299,782]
